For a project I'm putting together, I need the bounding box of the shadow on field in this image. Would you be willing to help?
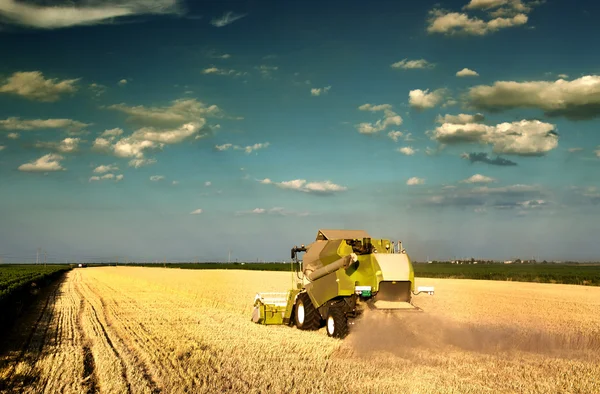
[0,275,67,392]
[344,310,600,361]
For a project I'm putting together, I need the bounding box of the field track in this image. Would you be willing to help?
[1,267,599,393]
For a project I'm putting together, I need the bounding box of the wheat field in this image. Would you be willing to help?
[1,267,599,393]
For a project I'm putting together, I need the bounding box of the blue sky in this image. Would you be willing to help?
[1,0,599,262]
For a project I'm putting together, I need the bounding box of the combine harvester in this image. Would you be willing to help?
[251,229,435,338]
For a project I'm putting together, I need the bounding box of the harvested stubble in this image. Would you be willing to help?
[1,267,599,394]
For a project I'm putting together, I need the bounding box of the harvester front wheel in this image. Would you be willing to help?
[326,308,349,339]
[295,293,321,330]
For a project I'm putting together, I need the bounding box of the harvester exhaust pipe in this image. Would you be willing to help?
[307,253,358,282]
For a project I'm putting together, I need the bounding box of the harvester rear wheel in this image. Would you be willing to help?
[295,292,321,330]
[326,308,349,339]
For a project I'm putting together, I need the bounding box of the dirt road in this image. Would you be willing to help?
[1,267,598,393]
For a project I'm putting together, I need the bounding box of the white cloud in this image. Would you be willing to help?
[468,75,600,120]
[310,86,332,96]
[456,68,479,77]
[101,128,124,139]
[118,79,128,86]
[215,142,269,153]
[436,113,485,124]
[150,175,164,181]
[407,177,425,185]
[595,146,600,158]
[567,147,583,153]
[0,117,89,131]
[101,173,115,180]
[409,89,446,110]
[0,145,4,151]
[93,164,119,174]
[557,74,569,79]
[429,119,558,156]
[92,137,112,152]
[89,83,106,96]
[460,174,497,184]
[215,143,232,151]
[113,138,157,158]
[18,153,64,172]
[0,0,183,29]
[128,158,156,168]
[391,59,434,70]
[190,208,203,214]
[240,142,269,154]
[427,9,528,36]
[0,71,78,101]
[517,199,547,209]
[35,137,80,153]
[116,174,124,181]
[397,146,417,156]
[356,104,403,134]
[7,132,19,139]
[387,131,403,142]
[210,11,246,27]
[131,122,203,144]
[172,180,179,185]
[204,181,211,186]
[237,207,309,217]
[89,176,100,182]
[202,67,245,77]
[107,98,221,128]
[259,178,347,194]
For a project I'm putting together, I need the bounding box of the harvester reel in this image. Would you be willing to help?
[325,308,349,339]
[295,292,321,330]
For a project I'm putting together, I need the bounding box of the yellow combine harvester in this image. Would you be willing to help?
[252,229,435,338]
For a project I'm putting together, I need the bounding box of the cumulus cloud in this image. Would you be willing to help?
[391,59,435,70]
[131,122,203,144]
[89,83,106,97]
[387,131,403,142]
[259,178,347,194]
[310,86,332,96]
[456,68,479,77]
[113,138,158,159]
[150,175,164,181]
[596,146,600,158]
[90,173,123,182]
[0,117,89,132]
[91,137,112,153]
[204,181,211,186]
[7,132,19,139]
[237,207,309,217]
[118,79,128,86]
[436,113,485,124]
[407,177,425,185]
[101,128,124,139]
[460,174,497,184]
[34,137,80,153]
[190,208,203,214]
[0,0,183,29]
[202,67,245,77]
[356,104,403,134]
[468,75,600,120]
[430,119,558,156]
[0,71,79,101]
[397,146,417,155]
[210,11,246,27]
[107,98,221,128]
[214,142,269,153]
[567,147,583,153]
[18,153,64,172]
[128,158,156,168]
[0,145,5,151]
[409,89,446,110]
[461,152,518,166]
[427,9,528,36]
[93,164,119,174]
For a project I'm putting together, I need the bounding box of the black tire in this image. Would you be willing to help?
[295,292,321,330]
[326,308,349,339]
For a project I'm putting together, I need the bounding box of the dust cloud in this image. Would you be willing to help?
[344,309,600,360]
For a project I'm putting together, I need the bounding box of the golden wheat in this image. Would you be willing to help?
[1,267,599,394]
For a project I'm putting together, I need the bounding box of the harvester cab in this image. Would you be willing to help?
[251,229,435,338]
